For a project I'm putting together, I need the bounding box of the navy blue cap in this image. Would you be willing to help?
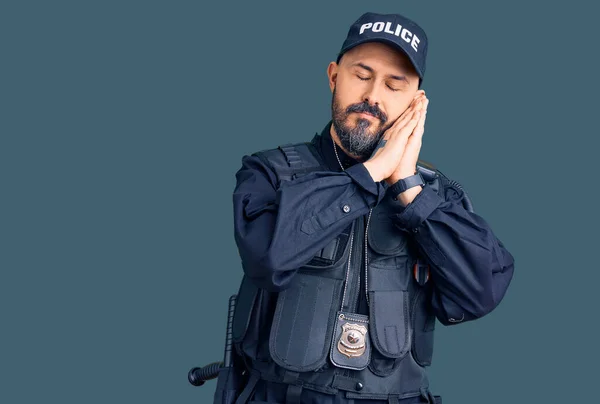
[336,12,428,82]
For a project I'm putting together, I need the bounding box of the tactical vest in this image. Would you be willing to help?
[231,140,473,403]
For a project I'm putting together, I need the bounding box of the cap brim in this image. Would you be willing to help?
[337,37,424,79]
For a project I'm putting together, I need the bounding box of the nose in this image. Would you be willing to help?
[362,81,382,107]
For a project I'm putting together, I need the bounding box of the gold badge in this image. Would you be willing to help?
[337,323,367,358]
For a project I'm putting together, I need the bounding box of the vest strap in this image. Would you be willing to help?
[285,384,302,404]
[282,370,302,404]
[234,371,260,404]
[420,386,440,403]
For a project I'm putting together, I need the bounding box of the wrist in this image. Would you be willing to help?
[389,172,425,203]
[387,172,416,186]
[394,186,422,207]
[363,161,384,183]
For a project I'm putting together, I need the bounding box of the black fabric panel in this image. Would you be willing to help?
[411,288,435,367]
[269,274,342,371]
[321,237,339,261]
[232,275,259,344]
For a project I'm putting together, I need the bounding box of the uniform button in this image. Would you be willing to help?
[355,382,363,391]
[342,204,351,213]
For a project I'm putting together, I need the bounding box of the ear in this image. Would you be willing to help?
[327,62,338,93]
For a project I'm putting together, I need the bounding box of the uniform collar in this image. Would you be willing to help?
[311,120,362,172]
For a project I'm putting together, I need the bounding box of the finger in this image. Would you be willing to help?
[403,107,427,165]
[401,114,426,163]
[393,109,420,139]
[396,94,425,122]
[384,108,418,139]
[402,130,423,164]
[399,110,421,138]
[409,98,427,128]
[410,95,425,111]
[412,99,428,136]
[413,110,427,139]
[397,97,425,126]
[417,98,429,123]
[384,94,426,140]
[378,109,420,164]
[394,102,415,124]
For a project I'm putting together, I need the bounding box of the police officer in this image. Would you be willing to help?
[230,11,515,404]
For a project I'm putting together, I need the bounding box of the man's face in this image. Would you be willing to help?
[328,42,421,161]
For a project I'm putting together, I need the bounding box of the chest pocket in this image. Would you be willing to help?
[367,200,411,268]
[366,202,413,370]
[269,222,353,372]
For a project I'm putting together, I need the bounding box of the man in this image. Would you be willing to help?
[230,11,514,404]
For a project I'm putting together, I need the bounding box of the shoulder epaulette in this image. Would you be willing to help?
[252,141,327,185]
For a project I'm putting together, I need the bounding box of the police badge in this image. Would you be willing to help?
[330,311,371,370]
[338,322,367,357]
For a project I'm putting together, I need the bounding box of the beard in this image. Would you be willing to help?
[331,87,391,161]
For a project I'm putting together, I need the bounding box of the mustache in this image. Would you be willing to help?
[346,102,387,123]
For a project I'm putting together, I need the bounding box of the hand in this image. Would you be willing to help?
[387,93,429,206]
[363,90,426,183]
[388,93,429,184]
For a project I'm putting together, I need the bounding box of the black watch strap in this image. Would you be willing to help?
[390,172,425,198]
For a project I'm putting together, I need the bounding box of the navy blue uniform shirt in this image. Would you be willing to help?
[233,121,514,325]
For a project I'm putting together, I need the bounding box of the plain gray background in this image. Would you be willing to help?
[2,1,599,403]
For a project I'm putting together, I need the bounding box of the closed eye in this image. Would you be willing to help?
[357,75,399,91]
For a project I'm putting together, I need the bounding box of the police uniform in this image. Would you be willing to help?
[228,12,515,404]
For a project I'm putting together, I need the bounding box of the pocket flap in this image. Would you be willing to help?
[368,290,410,359]
[367,203,408,255]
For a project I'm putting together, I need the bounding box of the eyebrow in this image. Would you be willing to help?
[352,62,409,84]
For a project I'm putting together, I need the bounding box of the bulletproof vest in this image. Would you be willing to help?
[232,140,468,402]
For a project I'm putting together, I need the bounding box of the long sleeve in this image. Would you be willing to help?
[233,154,387,292]
[389,180,515,325]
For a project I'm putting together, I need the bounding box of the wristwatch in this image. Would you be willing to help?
[390,172,425,200]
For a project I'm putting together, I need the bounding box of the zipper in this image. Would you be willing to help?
[364,208,373,306]
[348,208,373,312]
[339,228,355,311]
[346,217,361,312]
